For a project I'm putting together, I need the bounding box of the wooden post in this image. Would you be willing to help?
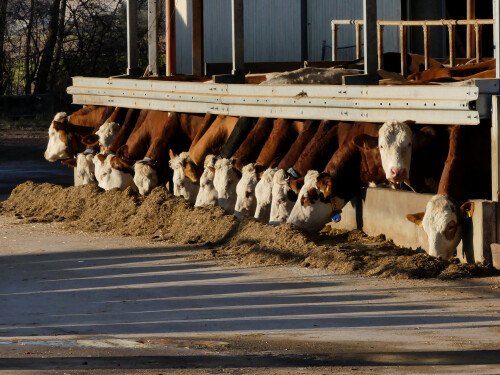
[423,24,430,70]
[126,0,139,76]
[363,0,378,75]
[475,24,482,62]
[332,23,339,61]
[147,0,158,76]
[448,24,456,67]
[192,0,204,76]
[232,0,244,75]
[467,0,476,58]
[355,22,362,60]
[166,0,176,76]
[399,25,407,77]
[377,24,384,69]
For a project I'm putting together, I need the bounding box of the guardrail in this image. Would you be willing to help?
[68,76,480,125]
[331,19,495,77]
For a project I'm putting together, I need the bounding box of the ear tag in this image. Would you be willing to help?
[417,221,423,228]
[325,185,330,194]
[465,210,473,219]
[332,213,342,223]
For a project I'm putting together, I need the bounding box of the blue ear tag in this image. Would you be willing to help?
[332,213,342,223]
[399,182,404,188]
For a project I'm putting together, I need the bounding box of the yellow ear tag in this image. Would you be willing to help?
[325,185,330,194]
[417,221,423,228]
[465,210,473,219]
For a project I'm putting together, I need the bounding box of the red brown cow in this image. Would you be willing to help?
[406,125,490,259]
[44,106,114,161]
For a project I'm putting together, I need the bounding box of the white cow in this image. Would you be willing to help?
[44,112,70,161]
[234,163,258,218]
[134,162,159,195]
[195,154,219,207]
[287,170,343,232]
[213,158,239,214]
[407,195,473,260]
[75,121,122,186]
[269,169,296,225]
[254,168,276,223]
[169,151,200,204]
[94,154,135,191]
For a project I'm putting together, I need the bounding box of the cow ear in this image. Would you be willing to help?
[460,201,475,220]
[82,134,100,146]
[169,149,177,160]
[97,154,107,163]
[316,174,332,197]
[403,120,416,126]
[352,134,378,150]
[61,158,77,168]
[406,212,425,227]
[52,118,66,131]
[208,166,215,175]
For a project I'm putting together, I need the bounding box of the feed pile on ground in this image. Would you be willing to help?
[1,181,497,280]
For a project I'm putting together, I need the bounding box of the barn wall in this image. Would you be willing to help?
[174,0,401,74]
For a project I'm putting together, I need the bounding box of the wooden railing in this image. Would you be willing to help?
[331,19,494,77]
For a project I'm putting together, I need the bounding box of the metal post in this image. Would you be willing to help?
[492,96,500,246]
[423,25,430,70]
[377,24,384,69]
[400,25,407,77]
[448,24,456,67]
[495,0,500,76]
[147,0,158,76]
[363,0,378,75]
[355,23,362,60]
[192,0,203,76]
[332,22,338,61]
[467,0,476,58]
[126,0,139,77]
[166,0,176,75]
[232,0,244,75]
[300,0,308,62]
[475,24,482,62]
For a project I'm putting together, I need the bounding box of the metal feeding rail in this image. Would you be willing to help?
[68,76,481,125]
[331,19,495,77]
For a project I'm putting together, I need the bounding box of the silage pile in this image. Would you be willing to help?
[1,181,497,280]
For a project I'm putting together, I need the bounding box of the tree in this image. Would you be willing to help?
[34,0,61,94]
[0,0,8,94]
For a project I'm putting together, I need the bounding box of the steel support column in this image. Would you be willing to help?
[126,0,139,77]
[192,0,204,76]
[147,0,159,76]
[166,0,176,75]
[363,0,378,76]
[232,0,244,75]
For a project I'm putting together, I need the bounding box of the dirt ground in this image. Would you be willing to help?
[1,128,500,374]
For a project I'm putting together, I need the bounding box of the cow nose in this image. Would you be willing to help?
[390,167,407,180]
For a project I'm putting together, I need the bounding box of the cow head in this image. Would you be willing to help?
[269,169,297,225]
[353,120,414,184]
[213,158,240,214]
[75,153,96,185]
[94,121,121,151]
[254,168,277,223]
[134,162,159,195]
[234,163,259,218]
[194,154,219,207]
[406,194,474,259]
[169,150,200,204]
[287,171,345,232]
[45,112,72,161]
[95,153,136,191]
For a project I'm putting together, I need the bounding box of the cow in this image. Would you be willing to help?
[254,168,277,223]
[267,120,339,225]
[169,151,200,204]
[406,125,490,259]
[234,163,260,218]
[408,59,496,82]
[213,158,241,213]
[287,120,439,231]
[45,106,114,161]
[108,111,214,194]
[194,154,219,207]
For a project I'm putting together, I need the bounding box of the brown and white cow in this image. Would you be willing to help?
[287,120,440,231]
[45,106,114,161]
[406,125,490,259]
[169,151,200,204]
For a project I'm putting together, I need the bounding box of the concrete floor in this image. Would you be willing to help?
[0,216,499,374]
